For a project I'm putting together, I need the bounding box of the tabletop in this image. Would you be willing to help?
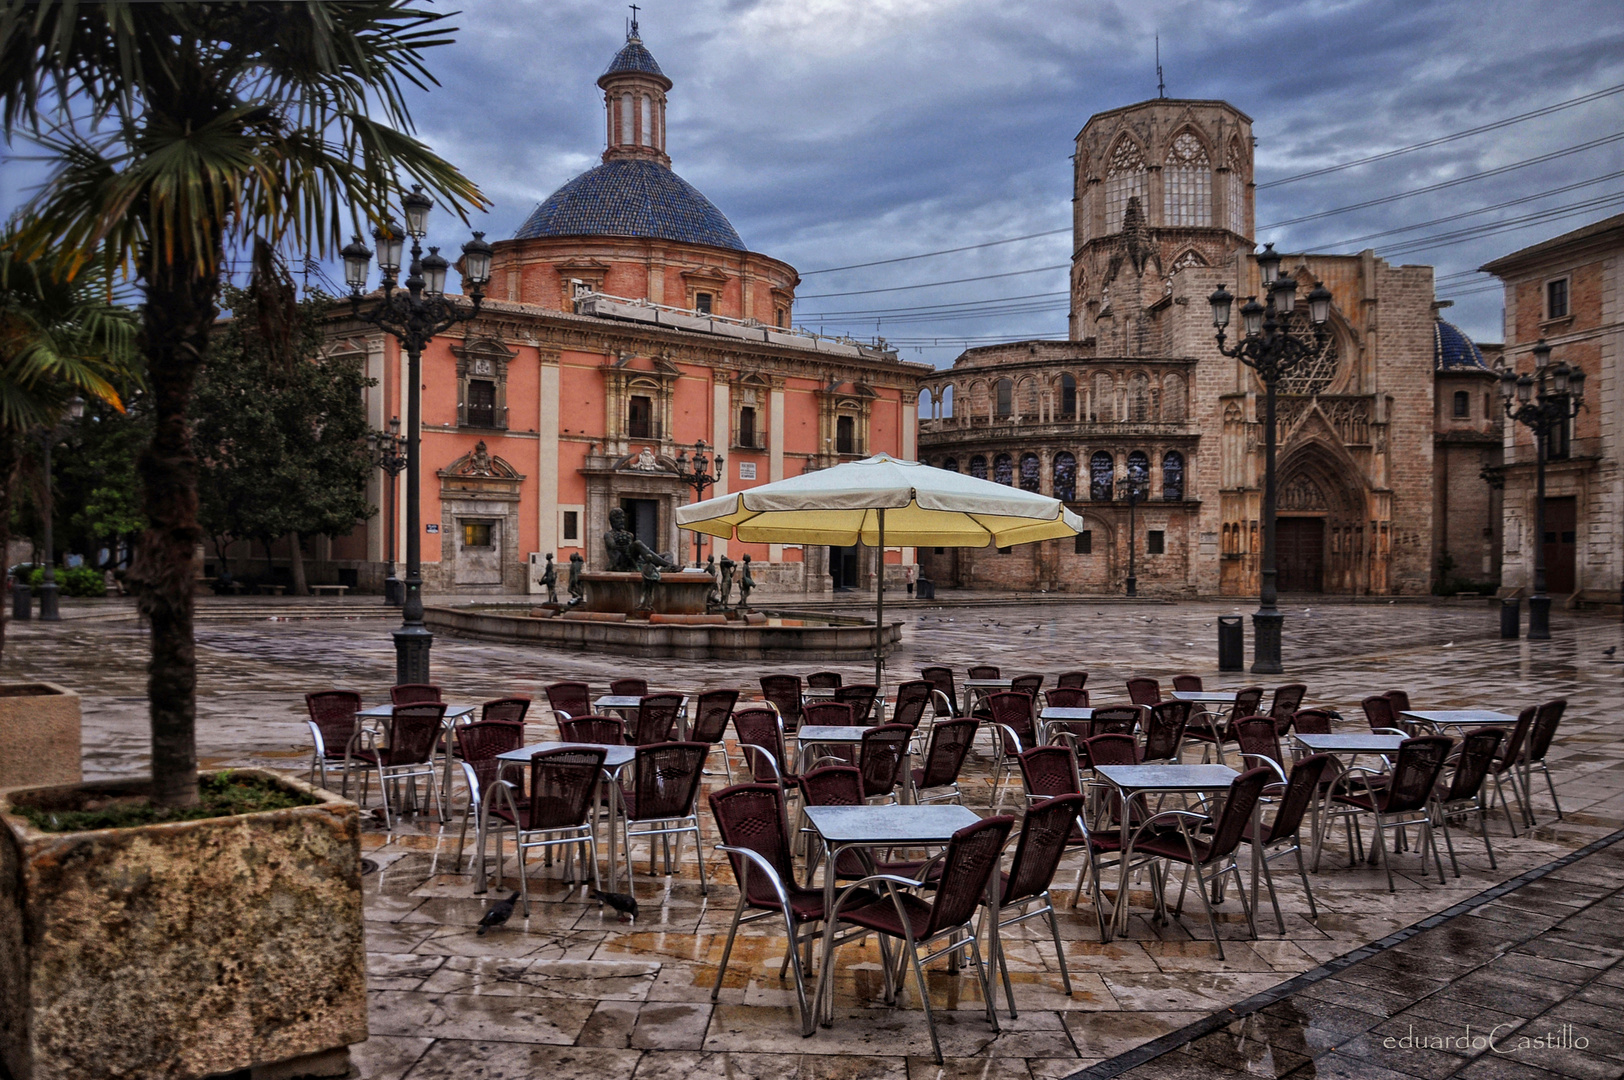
[797,725,869,744]
[498,740,637,768]
[1170,690,1236,704]
[357,703,475,719]
[1095,763,1239,793]
[1292,733,1406,754]
[1040,706,1096,720]
[803,804,980,845]
[593,694,689,709]
[964,679,1013,688]
[1401,709,1518,726]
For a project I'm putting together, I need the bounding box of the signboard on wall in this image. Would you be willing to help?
[738,462,757,480]
[426,524,440,533]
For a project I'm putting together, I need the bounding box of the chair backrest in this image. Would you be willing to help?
[1383,689,1412,715]
[457,719,526,764]
[1524,699,1567,763]
[1362,694,1399,732]
[545,681,592,721]
[524,746,606,830]
[1044,686,1089,710]
[924,815,1014,938]
[1384,736,1454,814]
[1226,687,1265,728]
[1442,728,1505,803]
[1495,705,1538,772]
[387,703,447,765]
[891,681,933,728]
[1082,732,1138,768]
[391,683,442,706]
[1018,745,1081,800]
[915,718,978,790]
[1268,684,1306,725]
[689,689,740,744]
[858,724,913,798]
[626,741,709,820]
[1126,677,1161,707]
[1232,717,1282,767]
[1143,700,1191,762]
[611,677,650,698]
[628,692,685,745]
[1204,768,1272,861]
[806,670,843,689]
[1264,754,1334,844]
[987,691,1037,748]
[920,666,957,709]
[802,700,858,728]
[1003,793,1089,906]
[733,707,788,781]
[1171,674,1203,693]
[796,763,864,808]
[709,783,797,908]
[834,683,880,723]
[1055,670,1088,689]
[1291,708,1334,735]
[760,675,803,729]
[1089,706,1142,738]
[481,697,531,726]
[967,664,1001,680]
[559,716,625,745]
[304,691,361,755]
[1010,673,1044,698]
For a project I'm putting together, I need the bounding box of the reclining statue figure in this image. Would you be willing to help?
[604,507,680,609]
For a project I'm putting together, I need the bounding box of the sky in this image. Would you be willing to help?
[6,0,1622,370]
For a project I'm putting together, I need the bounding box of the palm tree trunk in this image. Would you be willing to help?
[0,432,18,664]
[131,263,215,808]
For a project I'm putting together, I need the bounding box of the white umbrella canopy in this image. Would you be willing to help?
[677,454,1084,684]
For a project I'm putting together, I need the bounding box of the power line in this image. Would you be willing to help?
[1257,83,1624,190]
[798,263,1069,300]
[1322,170,1624,247]
[800,289,1068,319]
[799,229,1070,276]
[1379,191,1624,257]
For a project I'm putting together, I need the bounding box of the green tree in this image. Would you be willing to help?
[56,392,151,567]
[195,276,374,593]
[1,2,484,806]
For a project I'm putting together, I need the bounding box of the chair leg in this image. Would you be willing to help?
[994,914,1017,1020]
[1538,763,1564,821]
[968,933,1001,1033]
[1477,799,1498,870]
[1438,806,1461,877]
[454,803,473,873]
[1292,841,1318,921]
[1045,897,1073,995]
[1370,809,1395,892]
[712,898,747,1004]
[1188,863,1225,961]
[902,932,944,1065]
[1254,844,1286,935]
[783,915,812,1036]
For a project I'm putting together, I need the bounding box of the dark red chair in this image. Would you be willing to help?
[857,724,913,801]
[354,702,447,830]
[690,688,740,782]
[1044,686,1089,710]
[1126,677,1161,707]
[1088,705,1143,739]
[1017,744,1081,802]
[1056,670,1088,689]
[610,677,649,697]
[733,706,797,788]
[626,692,684,746]
[988,691,1039,809]
[480,697,530,725]
[910,717,978,805]
[303,690,362,794]
[391,683,442,706]
[454,719,528,874]
[1268,684,1307,735]
[889,680,934,731]
[1323,735,1452,890]
[967,664,1001,680]
[834,683,880,725]
[560,715,626,745]
[1142,700,1190,763]
[1487,705,1537,833]
[760,674,803,732]
[1522,699,1568,824]
[801,700,858,727]
[920,666,959,718]
[545,681,592,723]
[1289,708,1334,735]
[806,670,843,689]
[1010,673,1044,700]
[986,793,1085,1017]
[1432,728,1505,876]
[1240,754,1334,933]
[482,746,606,914]
[1185,686,1264,764]
[617,741,710,894]
[1361,694,1406,735]
[1171,675,1203,693]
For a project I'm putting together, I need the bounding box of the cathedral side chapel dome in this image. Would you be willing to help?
[1434,317,1490,372]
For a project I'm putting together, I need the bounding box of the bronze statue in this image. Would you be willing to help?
[717,555,735,609]
[605,506,678,609]
[704,554,720,610]
[738,554,755,608]
[539,552,558,604]
[566,551,585,607]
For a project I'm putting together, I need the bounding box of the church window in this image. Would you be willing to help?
[995,378,1013,418]
[695,292,713,315]
[466,379,496,428]
[1226,138,1247,233]
[1164,132,1212,227]
[628,395,653,439]
[1093,372,1114,421]
[738,406,757,447]
[620,92,633,145]
[1060,374,1077,418]
[1127,451,1150,494]
[1075,530,1093,555]
[563,511,579,542]
[640,95,652,146]
[1090,451,1114,500]
[1104,137,1147,233]
[1053,452,1077,501]
[1276,328,1340,396]
[969,455,988,480]
[775,307,788,328]
[993,453,1014,486]
[836,414,855,454]
[1546,278,1569,319]
[1147,530,1165,555]
[1019,453,1040,492]
[942,457,959,473]
[1162,451,1185,501]
[1453,391,1469,418]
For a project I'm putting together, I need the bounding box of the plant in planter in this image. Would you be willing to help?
[0,4,484,1077]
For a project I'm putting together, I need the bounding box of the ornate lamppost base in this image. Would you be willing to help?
[37,583,60,621]
[1251,610,1284,674]
[393,625,435,685]
[1528,595,1552,641]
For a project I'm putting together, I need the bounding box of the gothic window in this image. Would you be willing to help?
[1060,374,1077,418]
[836,414,856,454]
[993,453,1014,486]
[1090,451,1114,500]
[1275,330,1340,396]
[942,457,959,473]
[1127,450,1150,493]
[466,379,496,428]
[1104,137,1147,233]
[628,395,653,439]
[1162,451,1185,501]
[1019,453,1040,492]
[1053,452,1077,502]
[1162,373,1186,422]
[1164,132,1212,227]
[996,378,1013,418]
[969,454,988,480]
[1226,137,1247,233]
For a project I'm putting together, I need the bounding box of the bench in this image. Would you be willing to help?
[308,585,350,596]
[257,584,287,596]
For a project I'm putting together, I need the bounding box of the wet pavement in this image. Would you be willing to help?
[6,597,1623,1079]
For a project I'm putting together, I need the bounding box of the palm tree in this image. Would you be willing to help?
[0,2,485,806]
[0,237,137,660]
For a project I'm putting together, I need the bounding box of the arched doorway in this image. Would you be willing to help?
[1273,443,1370,595]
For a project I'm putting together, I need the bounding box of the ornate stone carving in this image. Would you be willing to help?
[1280,472,1327,511]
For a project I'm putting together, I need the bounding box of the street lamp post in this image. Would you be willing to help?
[1114,460,1147,597]
[37,395,86,621]
[674,440,724,567]
[342,188,493,685]
[1498,338,1585,641]
[1209,245,1334,674]
[367,417,409,606]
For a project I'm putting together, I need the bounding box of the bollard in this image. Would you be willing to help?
[1217,615,1244,670]
[11,582,30,622]
[1500,596,1520,640]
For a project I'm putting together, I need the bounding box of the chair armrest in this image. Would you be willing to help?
[716,844,795,909]
[1239,754,1289,785]
[305,721,327,759]
[1128,808,1209,846]
[992,723,1024,757]
[829,872,930,923]
[739,743,783,781]
[1329,764,1388,798]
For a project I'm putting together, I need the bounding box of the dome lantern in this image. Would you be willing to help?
[598,14,673,167]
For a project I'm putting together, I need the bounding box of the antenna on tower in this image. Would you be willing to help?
[1156,34,1166,98]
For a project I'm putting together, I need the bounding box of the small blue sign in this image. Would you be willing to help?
[426,524,440,533]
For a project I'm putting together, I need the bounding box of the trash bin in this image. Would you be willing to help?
[1217,615,1244,670]
[915,577,935,601]
[11,582,30,622]
[1500,596,1520,639]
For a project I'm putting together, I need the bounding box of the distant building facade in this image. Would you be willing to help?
[1481,214,1624,608]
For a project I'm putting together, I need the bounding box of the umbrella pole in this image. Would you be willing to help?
[875,507,885,689]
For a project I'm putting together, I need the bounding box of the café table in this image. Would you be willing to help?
[593,694,691,738]
[801,803,984,1032]
[486,740,638,893]
[1400,709,1518,733]
[358,702,477,810]
[1170,690,1237,706]
[1038,705,1094,745]
[1289,732,1406,869]
[1091,763,1241,938]
[796,725,914,801]
[961,678,1012,716]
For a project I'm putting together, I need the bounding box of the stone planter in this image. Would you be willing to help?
[0,683,80,792]
[0,769,366,1080]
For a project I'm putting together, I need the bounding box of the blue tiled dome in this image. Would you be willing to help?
[605,38,663,78]
[514,159,746,251]
[1434,317,1489,372]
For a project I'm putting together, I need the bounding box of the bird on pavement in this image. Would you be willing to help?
[476,892,520,935]
[591,888,640,922]
[1605,647,1616,658]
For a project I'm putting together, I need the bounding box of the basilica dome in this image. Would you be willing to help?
[513,158,746,252]
[1434,317,1490,371]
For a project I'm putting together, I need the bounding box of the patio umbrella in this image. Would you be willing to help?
[676,453,1085,683]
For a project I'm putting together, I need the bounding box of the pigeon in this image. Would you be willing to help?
[476,891,520,935]
[1605,647,1616,658]
[591,888,639,922]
